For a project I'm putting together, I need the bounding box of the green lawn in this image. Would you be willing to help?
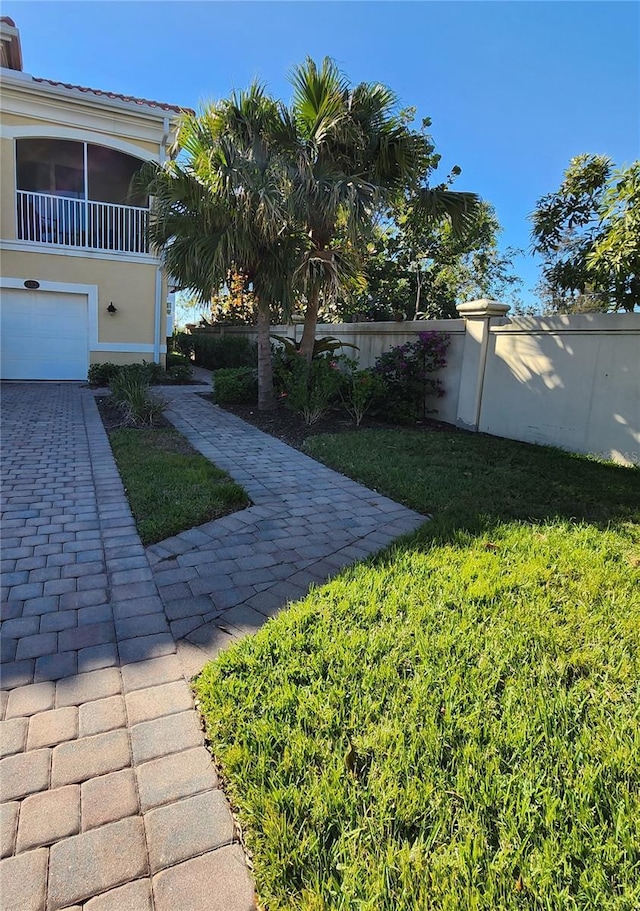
[195,430,640,910]
[109,427,248,545]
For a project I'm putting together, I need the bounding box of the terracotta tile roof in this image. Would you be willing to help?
[32,76,193,116]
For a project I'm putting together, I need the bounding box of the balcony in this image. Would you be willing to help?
[16,190,149,255]
[15,137,151,256]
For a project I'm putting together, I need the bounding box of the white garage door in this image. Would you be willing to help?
[1,287,89,380]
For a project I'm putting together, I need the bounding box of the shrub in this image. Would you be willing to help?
[373,330,450,423]
[88,362,121,386]
[90,359,192,388]
[171,331,194,359]
[109,371,166,427]
[166,352,190,368]
[280,354,347,425]
[191,334,257,371]
[165,363,194,384]
[213,367,258,406]
[341,367,385,426]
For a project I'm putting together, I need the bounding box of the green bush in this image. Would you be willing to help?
[109,371,166,427]
[88,362,121,386]
[171,331,194,359]
[165,363,193,384]
[373,330,450,423]
[191,334,257,371]
[90,359,192,388]
[341,367,385,426]
[213,367,258,406]
[280,354,347,425]
[166,352,190,368]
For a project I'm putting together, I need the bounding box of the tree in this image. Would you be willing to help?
[286,58,481,360]
[337,199,522,320]
[587,162,640,309]
[531,155,640,312]
[144,84,302,410]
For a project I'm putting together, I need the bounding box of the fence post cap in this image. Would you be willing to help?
[456,299,511,318]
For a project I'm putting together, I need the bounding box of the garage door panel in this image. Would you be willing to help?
[1,288,89,380]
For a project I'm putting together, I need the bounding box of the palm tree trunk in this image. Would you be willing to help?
[256,300,276,411]
[299,285,320,364]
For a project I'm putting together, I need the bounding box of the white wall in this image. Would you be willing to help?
[479,313,639,466]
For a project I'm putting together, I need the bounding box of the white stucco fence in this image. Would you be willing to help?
[211,302,640,467]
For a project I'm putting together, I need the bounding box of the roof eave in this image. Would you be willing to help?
[1,68,189,122]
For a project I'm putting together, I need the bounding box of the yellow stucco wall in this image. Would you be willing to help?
[2,111,162,158]
[89,350,162,367]
[0,137,16,239]
[2,249,167,351]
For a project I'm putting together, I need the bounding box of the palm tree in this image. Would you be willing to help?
[287,58,481,361]
[144,84,301,410]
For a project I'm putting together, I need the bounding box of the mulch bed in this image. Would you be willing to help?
[95,395,172,433]
[204,395,456,450]
[96,389,457,449]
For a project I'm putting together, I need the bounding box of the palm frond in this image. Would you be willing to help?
[412,187,482,239]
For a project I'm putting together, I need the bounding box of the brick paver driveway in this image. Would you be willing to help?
[0,382,425,910]
[0,384,253,911]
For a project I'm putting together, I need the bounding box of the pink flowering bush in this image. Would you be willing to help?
[373,330,450,423]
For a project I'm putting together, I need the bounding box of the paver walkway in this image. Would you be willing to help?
[150,388,425,675]
[0,382,425,911]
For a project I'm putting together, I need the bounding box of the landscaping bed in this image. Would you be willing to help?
[208,395,454,450]
[195,429,640,910]
[96,397,249,545]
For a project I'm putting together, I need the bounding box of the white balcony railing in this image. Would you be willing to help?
[16,190,149,255]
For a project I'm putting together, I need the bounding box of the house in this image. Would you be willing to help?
[0,18,189,380]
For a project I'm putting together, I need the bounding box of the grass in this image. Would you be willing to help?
[195,430,640,910]
[109,427,248,545]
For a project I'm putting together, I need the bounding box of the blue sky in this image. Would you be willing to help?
[5,1,639,306]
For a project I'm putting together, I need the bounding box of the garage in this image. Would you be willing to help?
[0,286,89,380]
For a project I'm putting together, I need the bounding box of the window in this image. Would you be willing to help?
[16,138,84,198]
[15,138,147,205]
[87,145,147,207]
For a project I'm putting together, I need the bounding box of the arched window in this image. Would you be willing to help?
[16,139,148,205]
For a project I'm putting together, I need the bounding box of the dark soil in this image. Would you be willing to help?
[202,394,456,450]
[95,396,172,433]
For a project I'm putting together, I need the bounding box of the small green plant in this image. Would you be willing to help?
[280,354,347,425]
[165,363,194,384]
[271,334,358,359]
[109,371,166,427]
[213,367,258,406]
[341,367,385,426]
[88,362,121,386]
